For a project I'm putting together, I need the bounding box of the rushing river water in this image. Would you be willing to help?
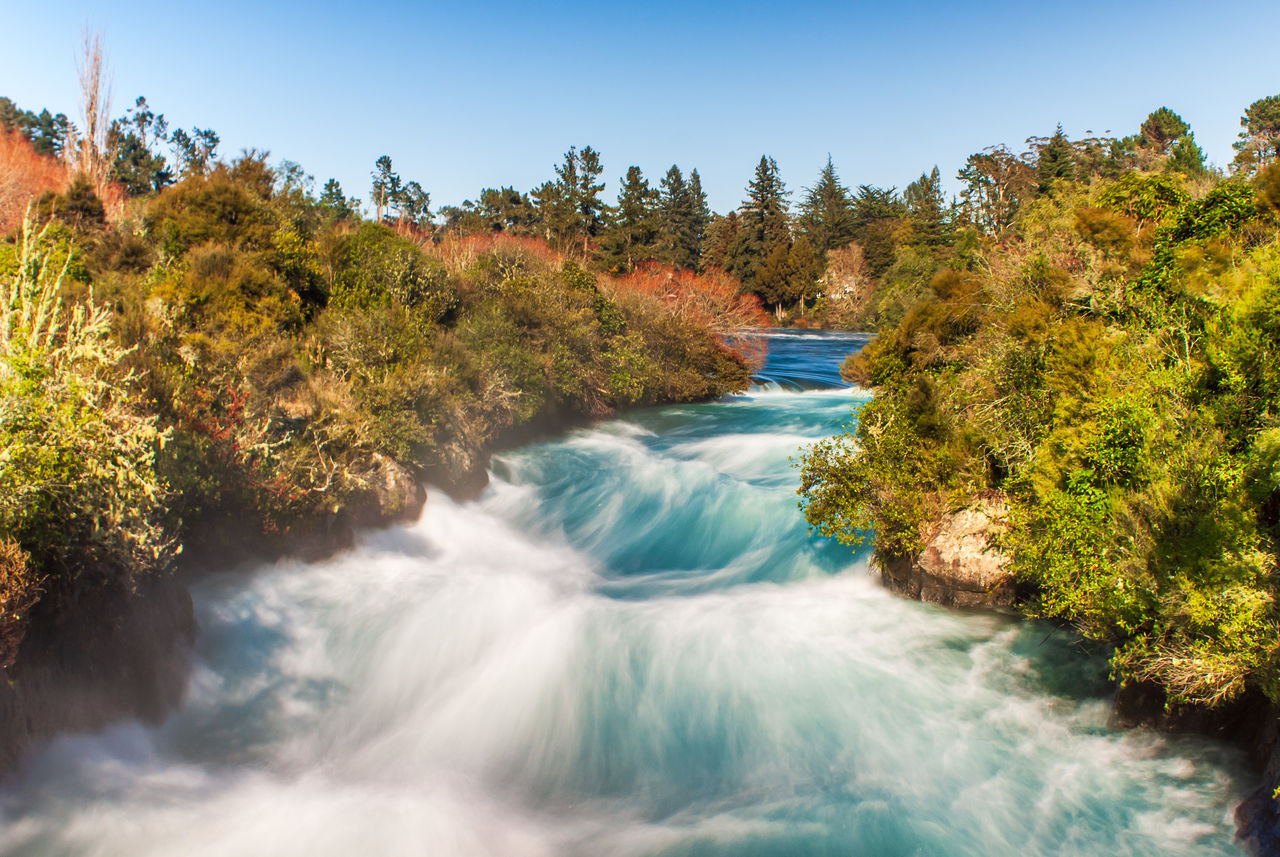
[0,330,1252,856]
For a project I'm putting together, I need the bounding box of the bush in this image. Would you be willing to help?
[0,213,170,600]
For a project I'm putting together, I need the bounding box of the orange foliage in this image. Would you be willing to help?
[0,130,67,232]
[0,130,126,231]
[606,262,771,369]
[607,262,771,334]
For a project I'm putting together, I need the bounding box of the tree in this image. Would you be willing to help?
[396,180,431,230]
[1035,125,1077,193]
[1140,107,1191,154]
[0,100,72,158]
[688,169,711,263]
[904,166,945,245]
[797,156,856,254]
[1233,94,1280,174]
[851,184,907,276]
[371,155,399,222]
[958,145,1034,234]
[531,178,572,244]
[536,146,607,252]
[107,96,172,195]
[191,128,219,174]
[701,211,740,272]
[732,155,791,290]
[319,178,357,220]
[602,165,658,272]
[787,235,822,311]
[68,31,114,199]
[656,165,700,269]
[1168,134,1208,177]
[570,145,606,251]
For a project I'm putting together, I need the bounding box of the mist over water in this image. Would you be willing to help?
[0,331,1249,856]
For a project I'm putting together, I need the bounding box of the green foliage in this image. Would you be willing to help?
[329,223,455,318]
[0,214,170,598]
[801,145,1280,709]
[797,156,857,255]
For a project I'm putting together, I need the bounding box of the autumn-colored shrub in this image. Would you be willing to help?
[0,130,67,233]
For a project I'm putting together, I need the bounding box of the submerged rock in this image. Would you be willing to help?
[876,498,1015,608]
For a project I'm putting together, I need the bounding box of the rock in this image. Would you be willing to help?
[356,453,426,524]
[876,498,1016,608]
[0,576,196,778]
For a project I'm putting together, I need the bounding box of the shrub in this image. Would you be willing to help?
[0,212,170,599]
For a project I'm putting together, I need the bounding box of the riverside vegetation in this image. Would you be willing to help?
[4,60,1280,780]
[0,89,771,678]
[800,97,1280,723]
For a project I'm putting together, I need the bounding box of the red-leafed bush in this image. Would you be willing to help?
[606,262,771,368]
[0,130,67,232]
[608,262,771,333]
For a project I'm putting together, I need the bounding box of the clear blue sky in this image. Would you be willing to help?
[3,0,1278,214]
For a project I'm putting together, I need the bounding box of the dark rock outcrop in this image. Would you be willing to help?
[0,576,195,777]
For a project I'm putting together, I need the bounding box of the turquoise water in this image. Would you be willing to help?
[0,331,1249,856]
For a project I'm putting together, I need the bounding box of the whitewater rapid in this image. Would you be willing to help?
[0,332,1249,856]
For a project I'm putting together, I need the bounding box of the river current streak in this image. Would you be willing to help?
[0,330,1248,856]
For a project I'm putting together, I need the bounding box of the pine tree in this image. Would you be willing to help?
[371,155,400,222]
[602,166,659,272]
[732,155,791,290]
[542,146,607,252]
[657,165,704,270]
[904,166,946,245]
[688,169,711,265]
[1169,134,1208,177]
[574,146,607,247]
[797,156,856,254]
[1036,125,1077,194]
[319,178,356,220]
[1140,107,1191,154]
[701,212,740,271]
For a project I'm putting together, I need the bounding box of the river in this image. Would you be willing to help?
[0,330,1250,856]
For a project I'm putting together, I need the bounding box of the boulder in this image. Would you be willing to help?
[877,498,1016,608]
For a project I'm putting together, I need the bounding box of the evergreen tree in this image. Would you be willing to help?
[797,156,856,254]
[531,179,573,244]
[396,180,431,229]
[477,186,537,233]
[1036,125,1077,193]
[787,235,822,311]
[701,211,740,271]
[732,155,791,290]
[1169,134,1208,177]
[541,146,607,251]
[904,166,946,245]
[1233,94,1280,174]
[688,169,711,264]
[573,145,607,247]
[754,241,795,312]
[371,155,400,222]
[1140,107,1191,154]
[657,164,704,270]
[851,184,907,276]
[319,178,357,220]
[602,166,659,272]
